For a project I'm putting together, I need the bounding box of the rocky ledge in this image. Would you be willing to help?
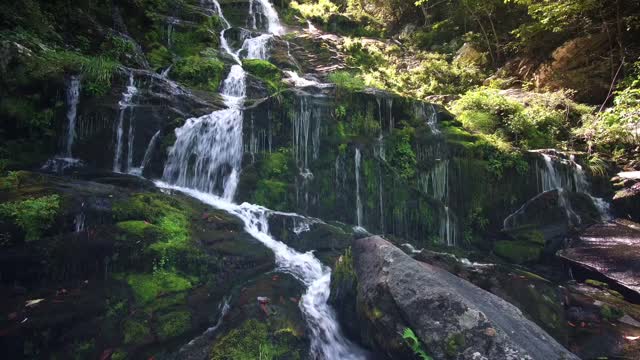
[349,236,578,360]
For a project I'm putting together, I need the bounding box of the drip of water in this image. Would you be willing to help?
[129,130,161,176]
[248,0,257,29]
[419,160,449,202]
[113,72,138,173]
[156,182,366,360]
[74,203,86,233]
[161,65,173,78]
[440,206,456,246]
[64,76,81,157]
[355,148,363,228]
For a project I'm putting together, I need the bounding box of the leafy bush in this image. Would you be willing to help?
[0,194,60,241]
[402,328,432,360]
[290,0,339,22]
[450,88,589,150]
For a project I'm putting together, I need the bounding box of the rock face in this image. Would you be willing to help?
[352,236,579,360]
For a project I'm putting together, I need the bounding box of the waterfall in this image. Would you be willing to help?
[113,72,138,173]
[293,97,312,170]
[159,3,365,358]
[253,0,283,35]
[355,148,363,228]
[414,102,440,134]
[63,76,81,157]
[162,65,246,199]
[440,206,456,247]
[239,33,273,60]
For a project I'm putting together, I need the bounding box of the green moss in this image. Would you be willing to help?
[600,304,624,322]
[111,351,127,360]
[173,53,225,91]
[156,310,192,340]
[116,220,156,239]
[148,44,172,70]
[445,333,465,357]
[402,328,432,360]
[494,240,541,264]
[123,318,151,345]
[0,194,60,241]
[144,292,187,314]
[585,279,609,289]
[242,59,283,93]
[126,271,192,304]
[210,319,299,360]
[513,230,545,245]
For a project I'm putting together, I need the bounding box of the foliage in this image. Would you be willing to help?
[333,247,355,284]
[401,328,432,360]
[173,53,225,91]
[575,61,640,154]
[290,0,339,21]
[327,71,365,92]
[123,318,151,345]
[0,194,60,241]
[450,87,589,150]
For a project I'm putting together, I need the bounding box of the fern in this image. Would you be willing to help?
[402,328,432,360]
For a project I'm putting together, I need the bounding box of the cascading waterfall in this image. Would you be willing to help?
[113,72,138,173]
[162,65,246,199]
[129,130,161,176]
[64,75,81,157]
[159,2,365,358]
[355,147,363,229]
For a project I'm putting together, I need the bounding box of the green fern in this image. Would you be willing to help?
[402,328,432,360]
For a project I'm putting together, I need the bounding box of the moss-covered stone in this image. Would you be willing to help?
[210,319,301,360]
[116,220,156,239]
[173,52,225,91]
[126,271,192,304]
[242,59,284,93]
[494,240,542,264]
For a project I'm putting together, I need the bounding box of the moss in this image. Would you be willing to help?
[210,319,299,360]
[242,59,283,93]
[0,194,60,241]
[494,240,541,264]
[585,279,609,289]
[445,333,465,357]
[123,318,151,345]
[173,52,225,91]
[156,310,192,340]
[512,230,545,245]
[600,304,624,322]
[111,351,127,360]
[116,220,156,239]
[126,271,192,304]
[144,292,187,314]
[147,44,172,70]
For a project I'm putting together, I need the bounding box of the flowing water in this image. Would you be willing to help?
[64,76,81,157]
[355,147,363,229]
[159,2,365,357]
[113,72,138,173]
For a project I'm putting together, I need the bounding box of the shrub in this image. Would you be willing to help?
[327,71,365,92]
[0,194,60,241]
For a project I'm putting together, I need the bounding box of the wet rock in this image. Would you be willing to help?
[352,236,578,360]
[559,220,640,300]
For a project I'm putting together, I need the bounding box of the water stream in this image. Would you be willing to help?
[64,75,81,158]
[159,1,365,357]
[113,72,138,173]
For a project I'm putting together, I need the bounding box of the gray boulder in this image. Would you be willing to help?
[352,236,579,360]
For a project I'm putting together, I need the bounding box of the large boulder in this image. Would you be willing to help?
[351,236,578,360]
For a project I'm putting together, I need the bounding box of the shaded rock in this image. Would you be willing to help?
[559,220,640,301]
[352,236,578,360]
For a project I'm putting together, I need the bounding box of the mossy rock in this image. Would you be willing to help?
[210,319,302,360]
[116,220,157,239]
[126,271,192,304]
[494,240,542,264]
